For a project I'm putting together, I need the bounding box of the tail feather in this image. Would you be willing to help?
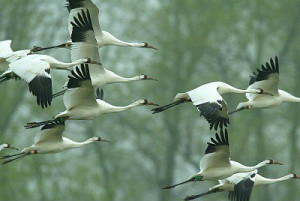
[151,98,188,114]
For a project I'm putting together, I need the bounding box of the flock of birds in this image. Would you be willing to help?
[0,0,299,201]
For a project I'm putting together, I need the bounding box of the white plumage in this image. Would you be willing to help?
[2,119,108,164]
[184,170,300,201]
[33,0,157,51]
[25,64,159,128]
[232,56,300,114]
[152,81,265,130]
[0,53,99,108]
[163,129,282,189]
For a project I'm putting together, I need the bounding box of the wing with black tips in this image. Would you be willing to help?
[247,56,279,100]
[34,119,65,145]
[196,100,230,130]
[228,171,256,201]
[200,129,230,171]
[9,55,52,108]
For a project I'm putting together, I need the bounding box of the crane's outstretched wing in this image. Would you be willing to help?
[63,64,97,110]
[9,55,52,108]
[228,170,257,201]
[187,85,230,130]
[34,119,65,145]
[247,56,279,100]
[67,0,102,36]
[196,99,230,130]
[70,8,105,83]
[200,129,230,171]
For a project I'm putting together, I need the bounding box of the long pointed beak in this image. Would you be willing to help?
[146,76,158,81]
[147,44,158,50]
[147,101,159,107]
[101,139,110,143]
[273,161,283,165]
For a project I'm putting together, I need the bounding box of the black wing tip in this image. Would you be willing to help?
[28,75,52,109]
[197,101,229,131]
[67,64,90,88]
[250,56,279,85]
[205,129,229,154]
[67,0,86,10]
[71,8,93,42]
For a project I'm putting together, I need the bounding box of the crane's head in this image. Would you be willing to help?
[140,99,159,107]
[3,144,19,151]
[142,42,158,50]
[140,74,158,81]
[266,159,283,165]
[92,137,110,143]
[292,174,300,179]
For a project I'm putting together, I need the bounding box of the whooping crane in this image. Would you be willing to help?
[32,0,157,51]
[152,81,266,130]
[52,9,158,98]
[25,64,158,128]
[230,56,300,114]
[2,119,109,164]
[163,129,282,190]
[184,170,300,201]
[0,54,100,108]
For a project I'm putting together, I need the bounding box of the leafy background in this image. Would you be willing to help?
[0,0,299,200]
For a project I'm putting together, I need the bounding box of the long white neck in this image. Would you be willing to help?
[49,58,86,69]
[110,75,142,83]
[99,100,142,114]
[255,174,293,186]
[279,90,300,103]
[63,137,95,149]
[217,82,257,95]
[97,31,145,48]
[232,160,270,173]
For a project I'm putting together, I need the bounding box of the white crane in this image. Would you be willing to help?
[230,56,300,114]
[2,119,109,164]
[163,129,282,190]
[0,54,100,108]
[33,0,157,52]
[0,143,18,152]
[52,9,157,98]
[152,81,266,130]
[25,64,158,128]
[184,170,300,201]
